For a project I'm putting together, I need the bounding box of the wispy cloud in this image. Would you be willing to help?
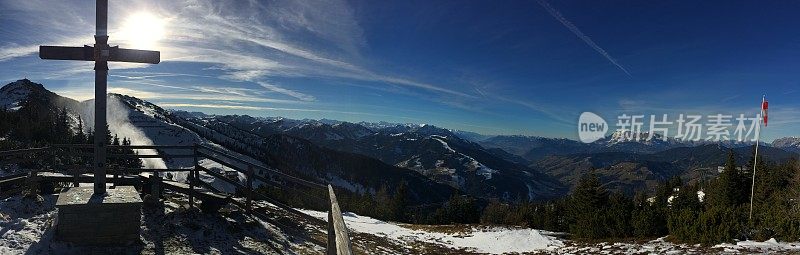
[256,81,316,102]
[0,0,473,103]
[159,0,472,99]
[0,44,37,62]
[536,0,632,77]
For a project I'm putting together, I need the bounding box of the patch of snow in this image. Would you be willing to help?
[0,195,56,254]
[525,183,535,201]
[298,209,563,254]
[470,160,497,180]
[396,157,424,173]
[714,238,800,253]
[431,135,497,180]
[431,136,456,153]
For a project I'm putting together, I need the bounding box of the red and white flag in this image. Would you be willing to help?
[762,96,768,127]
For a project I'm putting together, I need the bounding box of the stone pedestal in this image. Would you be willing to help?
[55,186,142,245]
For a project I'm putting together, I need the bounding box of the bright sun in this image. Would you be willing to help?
[117,12,165,49]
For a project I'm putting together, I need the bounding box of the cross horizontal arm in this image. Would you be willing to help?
[39,46,93,61]
[109,48,160,64]
[39,45,160,64]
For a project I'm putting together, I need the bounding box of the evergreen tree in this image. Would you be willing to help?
[605,192,633,237]
[567,173,610,239]
[709,150,744,207]
[432,192,480,224]
[631,191,666,238]
[74,116,86,144]
[481,201,511,225]
[390,181,409,222]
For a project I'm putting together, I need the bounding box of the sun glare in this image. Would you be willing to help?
[117,12,165,49]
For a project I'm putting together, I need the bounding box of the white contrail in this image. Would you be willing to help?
[537,0,632,77]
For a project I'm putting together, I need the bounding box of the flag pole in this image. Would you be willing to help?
[749,95,765,221]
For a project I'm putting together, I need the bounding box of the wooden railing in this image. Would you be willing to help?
[0,144,353,254]
[327,184,353,255]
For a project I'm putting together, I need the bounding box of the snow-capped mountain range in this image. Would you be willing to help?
[178,113,566,200]
[773,137,800,153]
[1,79,798,200]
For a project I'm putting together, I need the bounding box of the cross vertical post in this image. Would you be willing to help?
[93,0,109,195]
[42,0,161,246]
[39,0,160,196]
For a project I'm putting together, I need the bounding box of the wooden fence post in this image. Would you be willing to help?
[49,146,56,172]
[152,170,161,203]
[71,147,79,187]
[327,184,353,255]
[72,166,79,187]
[27,170,39,195]
[246,165,253,213]
[327,210,335,255]
[189,144,197,209]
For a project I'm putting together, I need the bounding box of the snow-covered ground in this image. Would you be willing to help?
[5,190,800,255]
[297,208,800,255]
[299,209,561,254]
[715,238,800,253]
[0,195,57,254]
[0,192,323,254]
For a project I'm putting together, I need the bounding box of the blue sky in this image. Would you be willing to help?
[0,0,798,141]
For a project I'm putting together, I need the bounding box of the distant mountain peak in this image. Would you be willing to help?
[773,137,800,153]
[1,79,71,111]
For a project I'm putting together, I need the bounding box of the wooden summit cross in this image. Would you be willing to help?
[39,0,160,195]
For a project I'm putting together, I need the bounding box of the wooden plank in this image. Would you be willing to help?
[109,47,160,64]
[0,186,25,199]
[38,172,139,183]
[189,175,222,193]
[51,144,194,150]
[0,174,28,185]
[0,157,40,165]
[160,179,227,200]
[0,147,50,157]
[39,46,93,61]
[51,144,92,149]
[198,165,246,190]
[327,184,353,255]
